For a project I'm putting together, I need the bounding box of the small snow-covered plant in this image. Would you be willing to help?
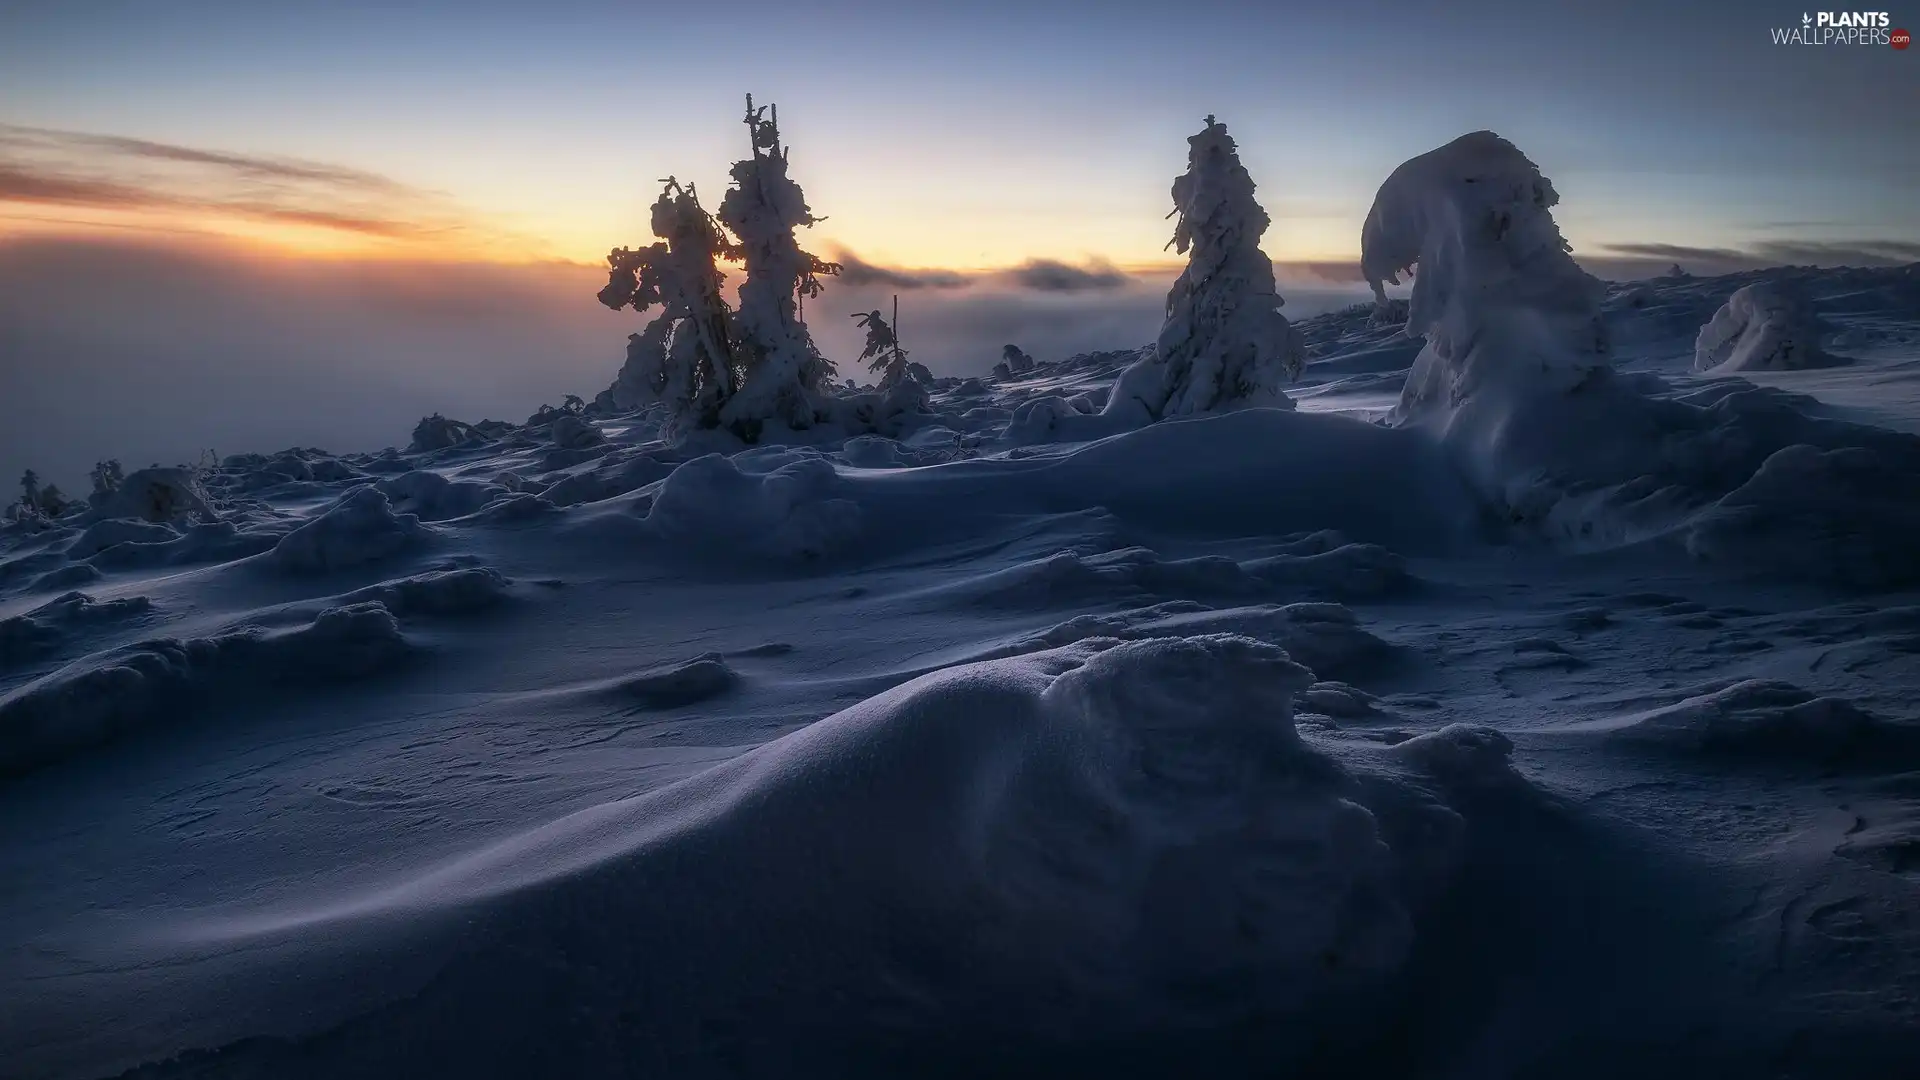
[1001,344,1036,375]
[715,96,842,439]
[852,308,908,387]
[1104,116,1304,423]
[598,178,743,432]
[1360,130,1608,420]
[89,459,125,499]
[19,469,40,512]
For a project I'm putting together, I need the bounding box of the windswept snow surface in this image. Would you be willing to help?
[4,262,1920,1079]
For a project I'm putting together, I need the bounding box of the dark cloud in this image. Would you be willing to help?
[830,249,971,290]
[1592,239,1920,279]
[1004,257,1131,292]
[0,124,506,248]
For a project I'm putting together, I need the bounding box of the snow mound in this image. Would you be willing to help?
[1684,444,1920,589]
[0,591,153,672]
[86,519,279,571]
[0,602,407,779]
[1388,724,1524,788]
[268,487,428,574]
[375,471,509,522]
[645,454,861,563]
[985,601,1398,682]
[66,518,179,560]
[1607,679,1920,768]
[610,653,739,709]
[547,413,606,449]
[88,467,214,524]
[538,453,677,508]
[163,635,1468,1073]
[1693,283,1833,372]
[338,567,512,617]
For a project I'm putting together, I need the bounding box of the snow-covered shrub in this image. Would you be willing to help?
[714,96,842,439]
[1001,344,1036,375]
[409,414,473,453]
[1103,116,1305,423]
[1693,282,1832,372]
[1361,130,1609,423]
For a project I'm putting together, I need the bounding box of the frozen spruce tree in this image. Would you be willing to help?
[1105,116,1304,425]
[597,178,742,432]
[715,96,842,439]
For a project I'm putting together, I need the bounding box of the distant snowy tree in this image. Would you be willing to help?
[852,308,908,387]
[598,179,743,432]
[18,469,40,512]
[89,459,125,499]
[36,484,68,517]
[1000,344,1036,376]
[1104,116,1304,424]
[1360,130,1608,421]
[715,96,842,438]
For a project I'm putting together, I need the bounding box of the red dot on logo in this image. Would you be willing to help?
[1894,27,1912,49]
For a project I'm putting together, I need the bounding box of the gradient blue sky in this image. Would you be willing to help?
[3,0,1915,270]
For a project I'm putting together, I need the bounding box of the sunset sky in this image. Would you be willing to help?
[4,0,1917,493]
[4,0,1916,276]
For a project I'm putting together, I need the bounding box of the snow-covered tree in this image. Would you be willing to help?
[1693,283,1831,372]
[715,96,842,438]
[597,178,742,432]
[1104,116,1304,424]
[89,459,125,499]
[1360,130,1608,423]
[19,469,40,512]
[852,308,907,387]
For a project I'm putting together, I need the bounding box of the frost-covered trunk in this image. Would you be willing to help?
[716,97,841,439]
[1103,117,1303,424]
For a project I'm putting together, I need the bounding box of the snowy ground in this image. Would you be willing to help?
[3,264,1919,1079]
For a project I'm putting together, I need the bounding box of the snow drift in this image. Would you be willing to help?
[87,634,1480,1077]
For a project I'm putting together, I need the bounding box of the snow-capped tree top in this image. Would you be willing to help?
[1166,117,1271,278]
[1360,131,1608,415]
[1360,131,1600,343]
